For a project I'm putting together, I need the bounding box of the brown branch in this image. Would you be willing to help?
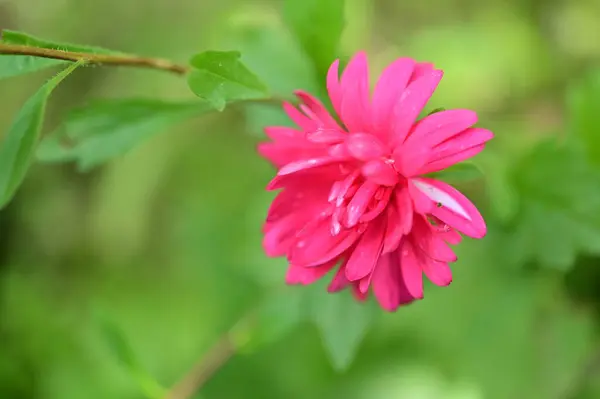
[0,43,190,75]
[161,334,237,399]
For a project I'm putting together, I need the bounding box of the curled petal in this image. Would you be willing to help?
[412,178,487,238]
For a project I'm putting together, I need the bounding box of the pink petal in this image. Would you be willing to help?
[420,145,486,175]
[403,109,478,149]
[371,58,416,134]
[411,216,457,263]
[411,178,487,238]
[345,216,385,281]
[390,70,443,145]
[306,128,346,144]
[289,219,359,267]
[421,259,453,287]
[328,258,351,292]
[399,241,424,299]
[361,159,399,186]
[372,252,418,311]
[326,59,343,119]
[395,186,414,235]
[346,133,385,160]
[286,259,337,285]
[352,283,369,301]
[392,142,432,177]
[383,201,404,254]
[294,90,342,130]
[419,128,493,174]
[283,102,318,131]
[264,126,305,142]
[345,181,379,227]
[410,62,435,82]
[258,142,327,167]
[339,52,371,132]
[278,156,343,176]
[263,217,297,257]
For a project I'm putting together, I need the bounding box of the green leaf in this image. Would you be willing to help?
[497,139,600,271]
[0,60,83,209]
[427,161,483,184]
[187,51,269,111]
[37,99,210,171]
[477,151,520,223]
[567,69,600,165]
[98,317,166,399]
[0,30,120,80]
[244,288,304,351]
[1,30,120,54]
[283,0,346,78]
[310,288,375,371]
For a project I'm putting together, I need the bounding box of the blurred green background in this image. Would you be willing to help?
[2,0,600,398]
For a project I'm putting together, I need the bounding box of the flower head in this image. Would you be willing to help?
[258,52,493,311]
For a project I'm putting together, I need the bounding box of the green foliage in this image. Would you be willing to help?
[0,60,83,209]
[283,0,346,78]
[568,69,600,165]
[427,161,483,184]
[99,317,166,399]
[0,30,120,80]
[37,99,210,171]
[1,30,120,54]
[488,139,600,271]
[308,285,375,372]
[187,51,269,111]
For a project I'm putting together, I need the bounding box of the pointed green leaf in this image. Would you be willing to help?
[37,99,211,171]
[0,60,83,209]
[0,30,121,80]
[310,289,374,371]
[283,0,346,78]
[187,51,268,111]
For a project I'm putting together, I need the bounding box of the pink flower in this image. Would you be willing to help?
[258,52,493,311]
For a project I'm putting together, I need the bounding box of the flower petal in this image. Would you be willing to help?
[345,216,386,281]
[286,259,337,285]
[372,252,418,311]
[295,90,342,130]
[390,69,443,145]
[289,218,359,267]
[412,178,487,238]
[421,259,453,287]
[339,51,371,132]
[403,109,478,150]
[328,258,351,292]
[371,57,416,133]
[326,59,343,119]
[399,241,424,299]
[419,128,493,174]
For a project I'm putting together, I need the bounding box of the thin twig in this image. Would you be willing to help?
[0,43,189,75]
[161,334,237,399]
